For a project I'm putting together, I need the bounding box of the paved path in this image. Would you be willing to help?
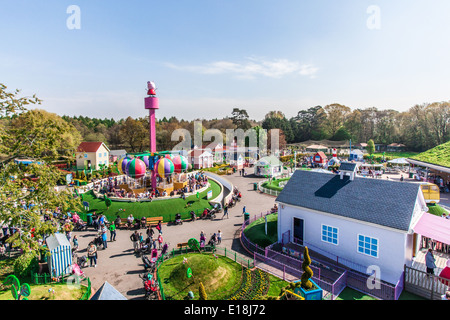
[74,168,275,300]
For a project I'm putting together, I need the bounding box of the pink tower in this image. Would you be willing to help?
[145,81,159,188]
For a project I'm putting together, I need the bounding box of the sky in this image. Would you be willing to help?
[1,0,450,121]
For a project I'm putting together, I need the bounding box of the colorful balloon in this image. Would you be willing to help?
[172,155,188,173]
[126,158,147,179]
[138,155,150,168]
[164,154,173,160]
[117,156,131,175]
[155,158,174,179]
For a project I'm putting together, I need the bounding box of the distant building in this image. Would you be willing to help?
[387,143,406,152]
[109,150,127,163]
[76,142,110,171]
[254,155,283,177]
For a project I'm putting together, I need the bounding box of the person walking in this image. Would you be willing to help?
[217,230,222,245]
[130,230,140,253]
[222,205,229,219]
[156,221,162,234]
[243,206,246,215]
[72,235,79,251]
[425,248,437,276]
[109,222,116,242]
[87,243,97,268]
[158,233,163,250]
[101,226,108,249]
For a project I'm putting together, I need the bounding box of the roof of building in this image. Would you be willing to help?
[276,170,421,232]
[46,233,71,251]
[90,281,127,300]
[76,142,110,153]
[255,155,282,167]
[339,162,358,172]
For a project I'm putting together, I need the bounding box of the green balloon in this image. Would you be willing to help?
[187,268,193,278]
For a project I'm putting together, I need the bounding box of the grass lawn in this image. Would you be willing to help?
[244,213,278,248]
[80,180,222,222]
[261,178,290,192]
[0,258,86,300]
[158,253,243,300]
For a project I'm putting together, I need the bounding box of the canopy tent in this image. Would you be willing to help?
[388,158,409,165]
[412,213,450,245]
[90,281,127,300]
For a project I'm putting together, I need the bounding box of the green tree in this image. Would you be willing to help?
[366,139,375,155]
[230,108,251,130]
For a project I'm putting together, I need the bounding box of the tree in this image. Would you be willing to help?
[294,106,327,142]
[119,117,149,152]
[230,108,251,130]
[0,84,81,256]
[323,103,351,138]
[366,139,375,155]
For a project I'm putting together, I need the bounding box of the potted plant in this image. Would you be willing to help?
[294,246,323,300]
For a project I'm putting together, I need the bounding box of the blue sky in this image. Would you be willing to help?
[1,0,450,121]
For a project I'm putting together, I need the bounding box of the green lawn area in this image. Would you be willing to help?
[409,141,450,167]
[244,214,278,248]
[158,253,243,300]
[0,258,87,300]
[261,178,290,192]
[80,180,222,222]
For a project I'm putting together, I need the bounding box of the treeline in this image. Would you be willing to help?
[60,102,450,154]
[261,102,450,152]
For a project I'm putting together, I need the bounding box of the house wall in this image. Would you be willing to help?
[277,203,409,285]
[76,145,109,170]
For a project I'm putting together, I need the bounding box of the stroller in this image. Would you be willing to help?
[73,220,88,231]
[142,249,158,271]
[140,272,158,300]
[93,235,103,248]
[77,255,88,268]
[208,233,217,247]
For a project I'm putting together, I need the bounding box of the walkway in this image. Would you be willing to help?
[74,168,275,299]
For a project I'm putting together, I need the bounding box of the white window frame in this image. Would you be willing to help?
[357,234,379,258]
[321,224,339,246]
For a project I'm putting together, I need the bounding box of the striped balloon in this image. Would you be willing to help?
[155,158,174,179]
[164,154,173,160]
[117,156,131,175]
[126,158,147,179]
[138,155,150,168]
[172,155,188,173]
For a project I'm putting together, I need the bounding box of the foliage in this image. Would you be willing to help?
[366,139,375,155]
[300,247,313,290]
[12,252,37,279]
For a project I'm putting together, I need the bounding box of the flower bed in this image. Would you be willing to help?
[226,268,270,300]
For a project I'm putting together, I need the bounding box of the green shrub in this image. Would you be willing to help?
[13,253,37,278]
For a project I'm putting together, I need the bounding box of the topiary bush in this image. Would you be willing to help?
[300,247,313,290]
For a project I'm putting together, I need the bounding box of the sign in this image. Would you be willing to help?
[207,190,212,200]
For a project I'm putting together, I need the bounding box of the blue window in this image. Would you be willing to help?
[104,152,107,157]
[357,235,378,258]
[84,154,87,158]
[99,153,102,158]
[321,225,338,245]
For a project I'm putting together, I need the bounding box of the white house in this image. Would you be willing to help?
[76,142,110,171]
[189,149,214,169]
[275,163,427,285]
[254,155,283,177]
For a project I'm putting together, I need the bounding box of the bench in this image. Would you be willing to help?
[144,217,163,228]
[119,218,128,229]
[177,242,189,249]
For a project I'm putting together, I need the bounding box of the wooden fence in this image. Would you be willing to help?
[404,265,448,300]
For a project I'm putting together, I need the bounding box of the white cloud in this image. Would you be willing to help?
[165,58,319,79]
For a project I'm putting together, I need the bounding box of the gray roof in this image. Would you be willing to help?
[339,162,358,172]
[276,170,421,231]
[90,281,127,300]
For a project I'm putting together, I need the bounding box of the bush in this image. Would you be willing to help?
[13,253,37,278]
